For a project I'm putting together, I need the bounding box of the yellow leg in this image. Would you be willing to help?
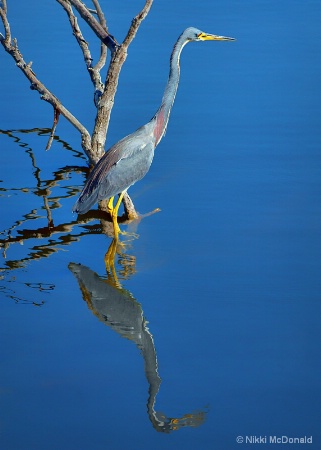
[112,191,125,239]
[107,197,114,215]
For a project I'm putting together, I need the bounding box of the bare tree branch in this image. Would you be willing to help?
[123,0,153,48]
[0,2,10,44]
[91,0,108,32]
[93,42,107,84]
[56,0,105,107]
[0,0,7,15]
[66,0,118,51]
[91,0,108,74]
[91,0,154,160]
[58,0,93,69]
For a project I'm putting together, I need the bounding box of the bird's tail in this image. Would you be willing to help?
[72,189,99,215]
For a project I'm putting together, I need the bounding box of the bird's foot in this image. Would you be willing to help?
[118,229,139,240]
[112,220,138,241]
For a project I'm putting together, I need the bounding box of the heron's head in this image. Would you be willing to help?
[183,27,235,42]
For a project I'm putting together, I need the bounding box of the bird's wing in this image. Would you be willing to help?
[83,131,137,185]
[97,138,155,201]
[73,122,156,213]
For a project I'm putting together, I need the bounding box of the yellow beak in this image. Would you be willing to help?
[198,32,235,41]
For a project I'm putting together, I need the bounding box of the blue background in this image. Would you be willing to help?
[1,1,321,449]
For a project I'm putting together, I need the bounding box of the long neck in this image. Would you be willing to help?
[153,34,188,145]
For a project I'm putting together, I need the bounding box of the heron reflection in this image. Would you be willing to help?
[69,249,206,433]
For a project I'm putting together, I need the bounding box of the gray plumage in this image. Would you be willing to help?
[73,121,156,214]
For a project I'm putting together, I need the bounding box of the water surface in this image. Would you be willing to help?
[1,1,321,449]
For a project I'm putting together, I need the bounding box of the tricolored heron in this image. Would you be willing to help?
[73,27,235,238]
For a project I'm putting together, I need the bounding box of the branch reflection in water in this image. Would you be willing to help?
[69,240,207,433]
[0,128,115,301]
[0,128,207,432]
[0,128,84,302]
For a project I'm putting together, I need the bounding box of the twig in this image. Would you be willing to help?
[57,0,104,106]
[91,0,108,75]
[0,2,10,45]
[57,0,93,69]
[0,0,7,15]
[67,0,118,51]
[123,0,153,48]
[46,108,60,151]
[91,0,108,32]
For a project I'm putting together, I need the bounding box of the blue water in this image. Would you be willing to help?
[1,1,321,449]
